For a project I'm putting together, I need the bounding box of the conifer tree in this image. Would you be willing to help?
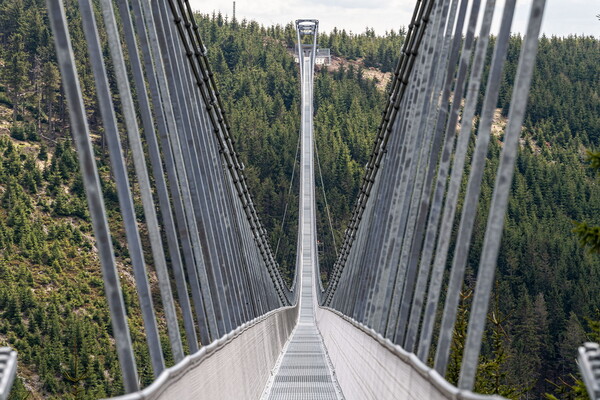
[574,150,600,253]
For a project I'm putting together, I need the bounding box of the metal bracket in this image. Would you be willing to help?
[578,342,600,400]
[0,347,17,400]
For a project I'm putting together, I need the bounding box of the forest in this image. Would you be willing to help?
[0,0,599,398]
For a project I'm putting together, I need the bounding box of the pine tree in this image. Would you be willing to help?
[573,150,600,253]
[6,33,28,118]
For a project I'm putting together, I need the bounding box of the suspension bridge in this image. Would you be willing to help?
[1,0,599,399]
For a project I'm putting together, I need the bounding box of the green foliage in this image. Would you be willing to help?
[475,312,523,398]
[9,124,25,141]
[573,222,600,253]
[446,290,472,386]
[544,375,589,400]
[0,2,126,395]
[516,36,600,146]
[0,91,13,108]
[7,376,31,400]
[574,150,600,253]
[585,310,600,342]
[9,123,38,142]
[587,150,600,170]
[319,27,405,72]
[0,136,121,397]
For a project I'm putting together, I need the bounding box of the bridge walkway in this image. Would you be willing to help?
[262,52,343,400]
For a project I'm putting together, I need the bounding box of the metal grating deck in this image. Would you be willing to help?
[265,299,342,400]
[264,289,343,399]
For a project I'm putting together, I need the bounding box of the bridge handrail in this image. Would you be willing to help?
[106,304,298,400]
[315,307,505,400]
